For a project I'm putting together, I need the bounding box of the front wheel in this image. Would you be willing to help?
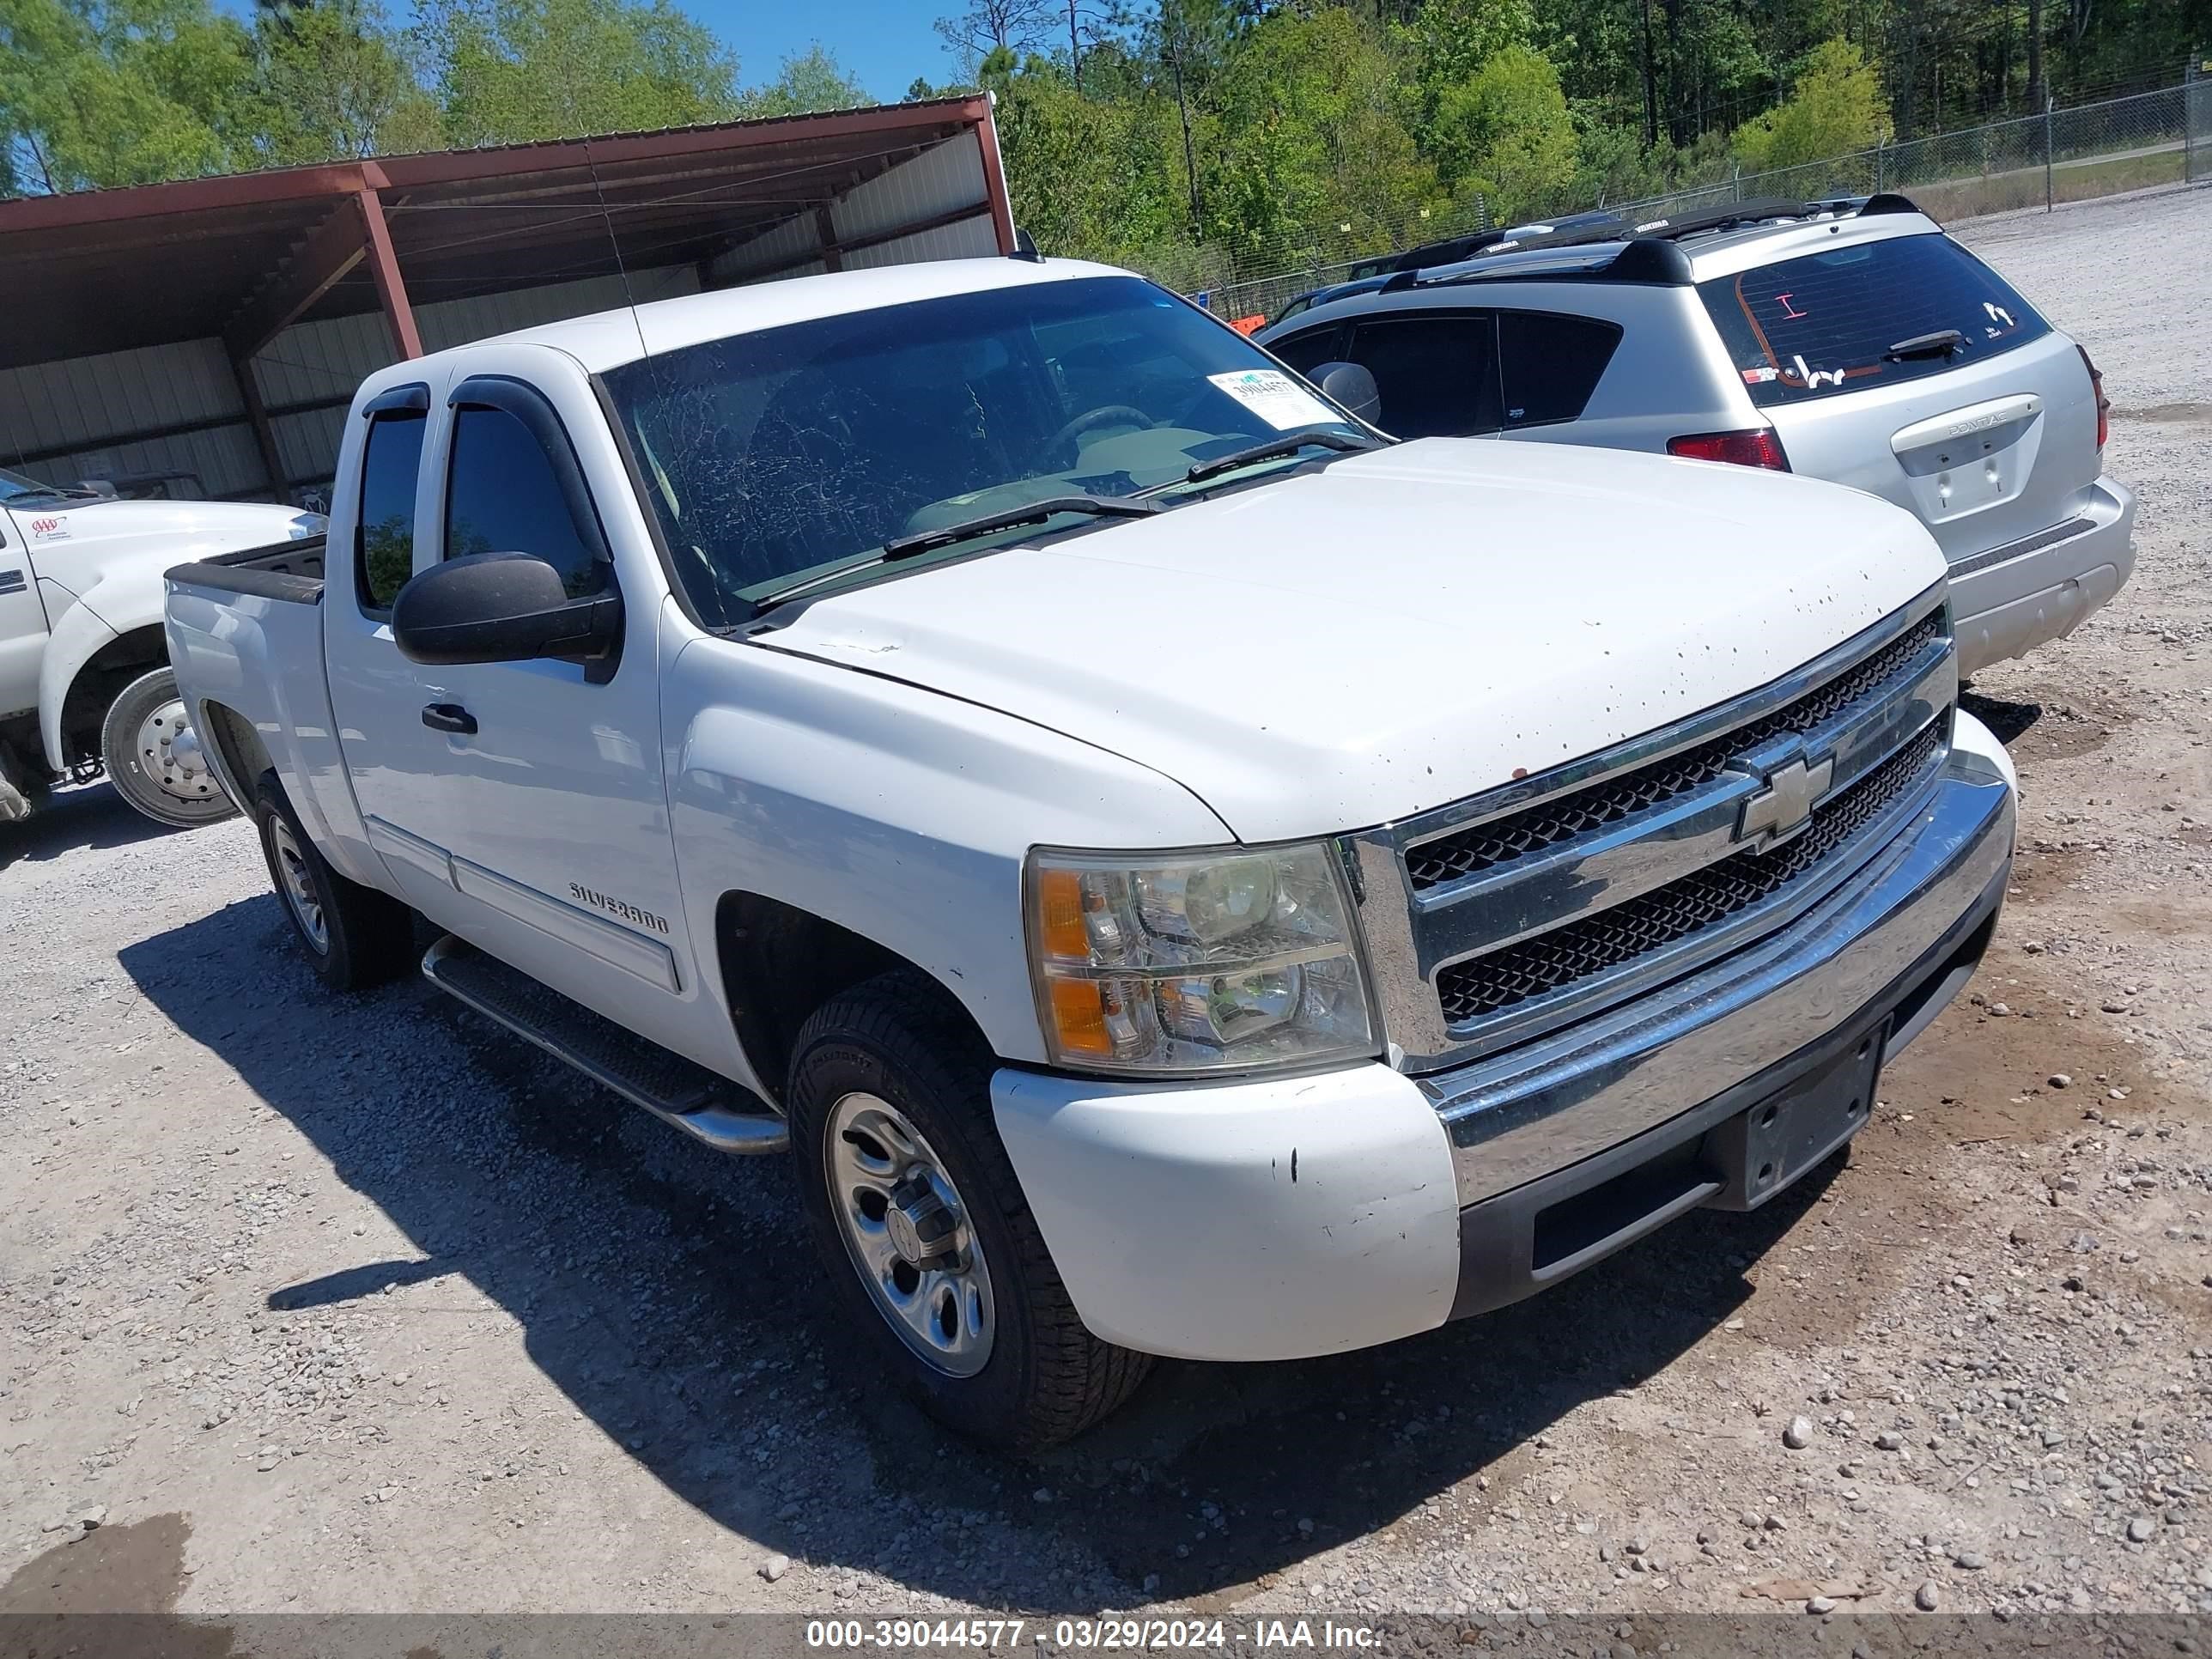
[100,667,237,829]
[787,971,1152,1452]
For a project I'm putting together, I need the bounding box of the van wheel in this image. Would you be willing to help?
[787,971,1152,1452]
[252,771,416,991]
[101,667,237,828]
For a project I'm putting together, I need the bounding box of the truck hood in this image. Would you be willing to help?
[765,439,1945,843]
[21,498,321,605]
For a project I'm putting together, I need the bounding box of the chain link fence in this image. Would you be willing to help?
[2191,61,2212,185]
[1191,76,2209,325]
[1192,194,1492,332]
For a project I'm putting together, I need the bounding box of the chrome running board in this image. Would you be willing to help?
[422,934,787,1155]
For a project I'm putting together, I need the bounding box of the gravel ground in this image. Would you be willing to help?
[3,185,2209,1636]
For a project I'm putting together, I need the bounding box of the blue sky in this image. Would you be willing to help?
[208,0,960,106]
[719,3,956,101]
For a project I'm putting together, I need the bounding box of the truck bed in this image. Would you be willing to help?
[165,532,380,884]
[165,533,326,601]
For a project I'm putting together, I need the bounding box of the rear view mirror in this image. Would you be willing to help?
[392,551,621,668]
[1310,362,1382,427]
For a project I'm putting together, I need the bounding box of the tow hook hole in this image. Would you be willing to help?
[1755,1161,1776,1187]
[1856,1037,1872,1060]
[1845,1096,1863,1117]
[1758,1104,1778,1128]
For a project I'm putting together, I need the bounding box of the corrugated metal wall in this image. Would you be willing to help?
[714,129,997,283]
[0,129,1000,507]
[0,264,699,505]
[0,337,265,501]
[836,128,988,241]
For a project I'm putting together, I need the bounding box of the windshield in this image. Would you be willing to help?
[0,465,79,505]
[602,275,1366,623]
[1698,231,2051,407]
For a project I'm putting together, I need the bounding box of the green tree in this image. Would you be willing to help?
[932,0,1055,81]
[739,44,872,114]
[1201,5,1437,265]
[1,0,258,191]
[415,0,740,145]
[1731,37,1888,173]
[1399,0,1532,123]
[1429,42,1577,219]
[254,0,439,162]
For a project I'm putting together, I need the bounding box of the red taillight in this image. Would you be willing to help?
[1667,428,1790,470]
[2076,343,2108,450]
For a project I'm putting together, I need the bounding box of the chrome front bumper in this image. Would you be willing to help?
[1422,735,2014,1208]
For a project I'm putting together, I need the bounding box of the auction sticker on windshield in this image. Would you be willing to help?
[1208,368,1340,431]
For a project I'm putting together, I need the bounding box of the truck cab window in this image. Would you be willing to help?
[443,404,605,598]
[356,412,425,612]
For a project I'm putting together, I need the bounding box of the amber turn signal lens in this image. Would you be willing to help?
[1036,867,1089,960]
[1047,977,1112,1055]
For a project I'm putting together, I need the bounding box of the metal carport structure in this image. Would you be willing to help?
[0,97,1014,506]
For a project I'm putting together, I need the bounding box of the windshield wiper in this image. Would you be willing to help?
[3,486,100,506]
[878,493,1158,559]
[1886,328,1966,362]
[750,494,1159,614]
[1176,429,1381,487]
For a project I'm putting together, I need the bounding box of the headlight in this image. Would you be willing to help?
[1025,843,1376,1074]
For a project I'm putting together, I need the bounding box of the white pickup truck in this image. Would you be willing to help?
[0,468,324,824]
[166,256,2018,1449]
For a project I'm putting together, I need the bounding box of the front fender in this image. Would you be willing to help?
[38,582,143,769]
[662,628,1236,1079]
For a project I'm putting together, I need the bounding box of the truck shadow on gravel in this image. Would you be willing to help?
[121,894,1840,1607]
[0,780,177,871]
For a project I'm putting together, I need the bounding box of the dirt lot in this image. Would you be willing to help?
[4,186,2209,1636]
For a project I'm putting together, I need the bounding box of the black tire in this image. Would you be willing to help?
[252,771,416,992]
[787,970,1152,1452]
[100,667,238,829]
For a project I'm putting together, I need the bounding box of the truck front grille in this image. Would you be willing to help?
[1405,611,1946,890]
[1355,592,1959,1073]
[1433,721,1943,1024]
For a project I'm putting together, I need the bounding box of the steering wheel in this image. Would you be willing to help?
[1044,404,1152,462]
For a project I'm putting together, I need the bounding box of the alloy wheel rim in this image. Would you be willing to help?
[825,1091,994,1376]
[269,818,328,952]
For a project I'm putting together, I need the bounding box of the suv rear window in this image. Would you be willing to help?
[1698,232,2050,407]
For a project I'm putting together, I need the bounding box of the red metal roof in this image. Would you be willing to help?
[0,97,999,367]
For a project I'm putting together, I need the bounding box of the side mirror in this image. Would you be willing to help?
[1310,362,1382,427]
[392,551,622,668]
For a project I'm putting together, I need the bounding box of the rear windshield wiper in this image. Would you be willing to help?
[750,494,1158,614]
[1886,329,1966,362]
[1176,429,1382,487]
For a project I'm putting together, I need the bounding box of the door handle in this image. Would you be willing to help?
[422,702,477,735]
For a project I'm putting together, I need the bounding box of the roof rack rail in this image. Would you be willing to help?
[1374,190,1909,295]
[1393,234,1692,294]
[1603,236,1694,284]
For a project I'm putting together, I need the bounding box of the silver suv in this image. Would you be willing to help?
[1256,195,2135,675]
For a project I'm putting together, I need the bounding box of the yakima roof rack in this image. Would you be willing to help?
[1380,234,1694,294]
[1376,191,1927,295]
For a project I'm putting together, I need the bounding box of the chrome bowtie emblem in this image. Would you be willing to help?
[1736,753,1834,845]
